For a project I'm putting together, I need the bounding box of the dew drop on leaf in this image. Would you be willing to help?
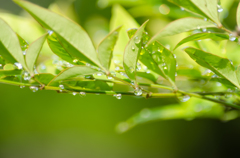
[48,30,54,35]
[59,84,64,90]
[134,87,142,96]
[131,45,135,51]
[14,63,23,70]
[114,94,122,99]
[180,95,191,102]
[217,5,223,13]
[72,92,77,96]
[134,36,141,44]
[79,92,86,97]
[29,86,39,92]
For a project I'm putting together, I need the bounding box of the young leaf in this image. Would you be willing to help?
[110,4,139,59]
[47,33,79,64]
[48,66,98,85]
[169,0,221,25]
[26,33,48,75]
[34,73,55,85]
[174,33,229,50]
[17,33,29,51]
[0,69,22,78]
[0,18,28,70]
[123,20,148,81]
[97,26,121,71]
[185,47,240,89]
[148,17,216,44]
[237,2,240,29]
[14,0,102,69]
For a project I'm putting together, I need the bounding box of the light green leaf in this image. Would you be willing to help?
[0,69,22,78]
[174,33,229,50]
[14,0,102,69]
[97,26,121,71]
[48,66,98,85]
[177,68,202,78]
[169,0,221,25]
[17,33,29,51]
[47,33,79,64]
[110,4,139,61]
[26,33,48,75]
[0,18,28,70]
[136,72,158,83]
[123,20,148,80]
[185,47,240,89]
[148,17,216,44]
[34,73,55,85]
[237,66,240,86]
[237,2,240,29]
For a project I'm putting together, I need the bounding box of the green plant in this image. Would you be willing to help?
[1,0,240,133]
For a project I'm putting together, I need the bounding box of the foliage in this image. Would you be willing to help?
[1,0,240,133]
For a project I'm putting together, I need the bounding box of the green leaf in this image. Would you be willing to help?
[0,69,22,78]
[177,68,202,78]
[17,33,29,51]
[169,0,221,25]
[148,17,216,44]
[185,47,240,89]
[47,32,78,64]
[26,33,48,75]
[76,81,112,91]
[128,28,176,88]
[237,2,240,29]
[237,66,240,86]
[34,73,55,85]
[48,66,98,85]
[97,26,121,71]
[110,4,139,60]
[0,18,28,70]
[14,0,102,69]
[123,20,148,80]
[136,72,158,83]
[174,33,229,50]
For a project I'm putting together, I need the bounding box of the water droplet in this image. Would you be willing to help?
[14,62,23,69]
[175,72,178,76]
[79,92,86,97]
[197,25,201,29]
[146,70,151,74]
[97,72,103,76]
[110,71,116,77]
[114,94,122,99]
[48,30,53,35]
[131,45,135,51]
[73,59,78,63]
[180,95,191,102]
[136,62,141,71]
[108,76,113,80]
[180,7,184,11]
[203,18,208,21]
[173,54,176,58]
[202,28,207,32]
[134,36,141,44]
[59,84,64,90]
[22,51,27,55]
[229,34,236,41]
[20,85,25,89]
[140,108,151,118]
[217,5,223,13]
[23,71,31,81]
[72,92,77,96]
[134,87,142,96]
[0,64,2,67]
[129,67,134,73]
[163,66,167,70]
[29,86,39,92]
[115,67,120,71]
[116,122,129,133]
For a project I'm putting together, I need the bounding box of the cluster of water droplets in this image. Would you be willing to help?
[113,93,122,99]
[14,62,23,70]
[29,86,39,92]
[23,71,31,81]
[217,4,223,13]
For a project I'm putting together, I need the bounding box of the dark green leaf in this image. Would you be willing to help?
[185,47,240,89]
[0,69,22,78]
[174,33,229,50]
[34,73,55,85]
[123,20,148,80]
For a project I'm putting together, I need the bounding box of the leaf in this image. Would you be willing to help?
[47,32,78,64]
[97,26,121,71]
[128,28,176,88]
[110,4,139,60]
[123,20,148,80]
[48,66,98,85]
[34,73,55,85]
[76,81,112,91]
[185,47,240,89]
[237,2,240,29]
[0,18,28,70]
[148,17,216,44]
[0,69,22,78]
[17,33,29,51]
[174,33,229,50]
[136,72,158,83]
[237,66,240,86]
[14,0,102,69]
[169,0,221,25]
[177,68,202,78]
[26,33,48,75]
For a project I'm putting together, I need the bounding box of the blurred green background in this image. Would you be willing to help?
[1,0,240,157]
